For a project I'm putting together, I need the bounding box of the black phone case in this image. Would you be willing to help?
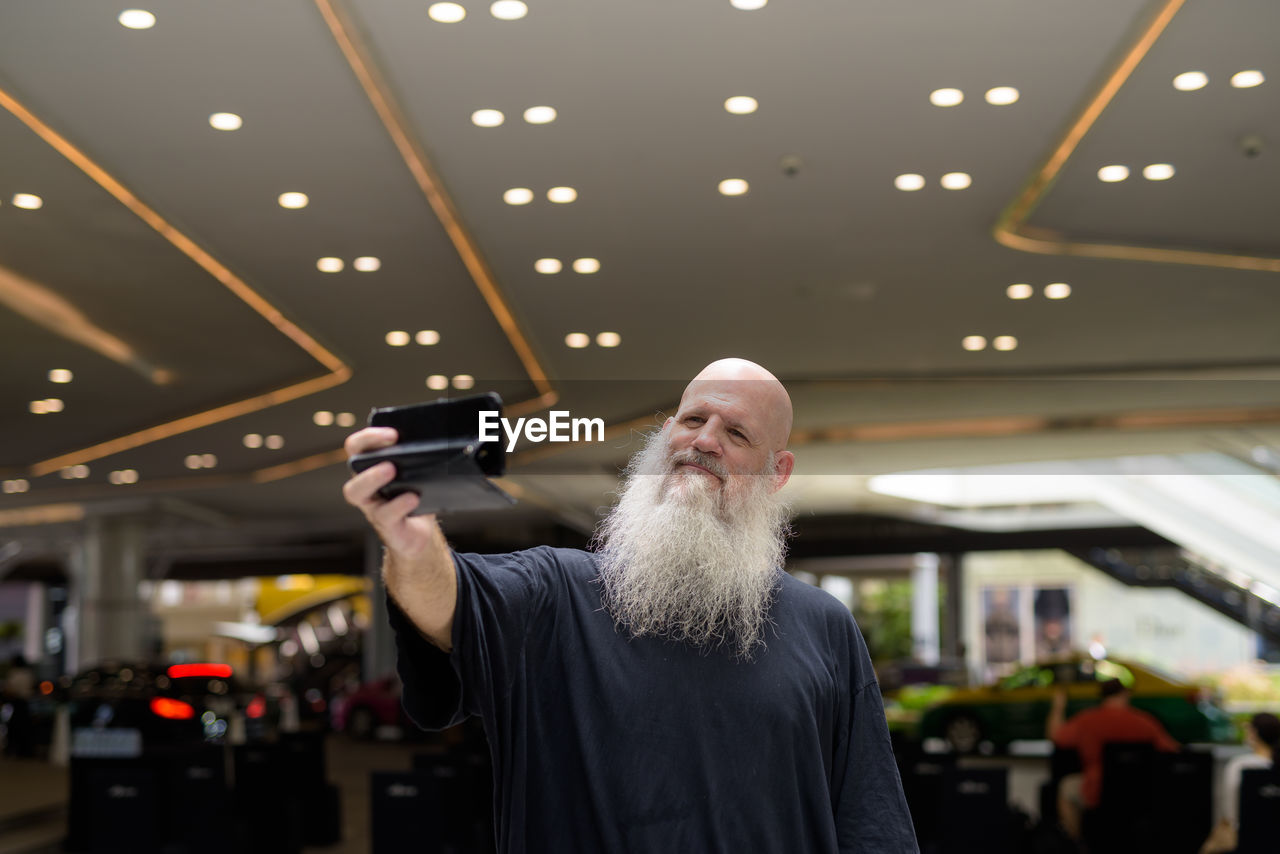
[348,392,516,515]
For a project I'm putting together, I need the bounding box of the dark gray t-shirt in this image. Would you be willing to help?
[390,546,918,853]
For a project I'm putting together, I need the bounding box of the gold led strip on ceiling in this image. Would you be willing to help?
[314,0,557,413]
[993,0,1280,274]
[0,85,353,479]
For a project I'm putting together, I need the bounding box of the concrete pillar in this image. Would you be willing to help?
[911,552,940,665]
[68,514,149,670]
[362,531,396,680]
[23,582,46,663]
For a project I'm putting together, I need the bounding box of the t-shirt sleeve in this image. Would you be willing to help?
[831,622,921,853]
[1054,715,1082,748]
[390,549,550,731]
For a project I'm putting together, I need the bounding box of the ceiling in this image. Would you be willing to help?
[0,0,1277,567]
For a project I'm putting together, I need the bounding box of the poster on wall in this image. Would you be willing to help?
[981,587,1021,672]
[1034,587,1072,660]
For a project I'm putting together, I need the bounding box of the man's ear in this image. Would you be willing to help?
[662,416,673,432]
[771,450,795,493]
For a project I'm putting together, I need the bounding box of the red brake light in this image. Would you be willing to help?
[246,695,266,719]
[167,663,232,679]
[39,681,54,695]
[150,697,196,720]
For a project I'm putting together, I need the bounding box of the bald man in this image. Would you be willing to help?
[344,359,918,853]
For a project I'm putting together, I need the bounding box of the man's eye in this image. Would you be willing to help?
[684,416,704,425]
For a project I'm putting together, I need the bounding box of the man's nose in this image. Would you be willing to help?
[691,427,721,455]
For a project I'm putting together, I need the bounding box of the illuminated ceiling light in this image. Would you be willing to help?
[985,86,1020,105]
[534,258,563,274]
[72,465,90,479]
[724,96,759,115]
[1172,71,1208,91]
[12,194,43,210]
[264,434,284,450]
[243,433,263,449]
[208,112,243,131]
[503,187,534,205]
[490,1,529,20]
[335,412,356,428]
[200,454,217,468]
[470,109,505,127]
[29,400,49,415]
[564,333,590,349]
[1231,70,1265,89]
[118,9,156,29]
[109,469,139,485]
[426,374,449,391]
[2,479,30,494]
[992,335,1018,351]
[940,172,972,190]
[929,88,964,107]
[353,256,381,272]
[43,398,64,413]
[1142,163,1175,181]
[894,173,926,192]
[1006,283,1033,300]
[415,329,440,345]
[48,369,73,383]
[718,178,749,196]
[277,192,309,209]
[1097,164,1129,182]
[385,330,410,346]
[313,411,335,426]
[427,2,467,23]
[523,106,557,124]
[547,186,577,203]
[316,257,344,273]
[452,374,476,390]
[962,336,987,351]
[184,455,203,470]
[59,467,76,480]
[730,0,768,9]
[596,332,621,348]
[572,258,600,274]
[1044,282,1072,299]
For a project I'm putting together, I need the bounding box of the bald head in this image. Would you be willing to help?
[682,358,793,451]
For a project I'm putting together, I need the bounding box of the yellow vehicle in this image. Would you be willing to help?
[918,654,1234,753]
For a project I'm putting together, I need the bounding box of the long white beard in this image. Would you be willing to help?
[593,431,793,659]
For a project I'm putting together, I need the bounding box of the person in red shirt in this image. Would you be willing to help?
[1047,678,1180,840]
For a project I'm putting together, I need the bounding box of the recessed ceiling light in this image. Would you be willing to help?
[426,375,449,391]
[12,193,43,210]
[894,173,926,192]
[1142,163,1175,181]
[596,332,621,348]
[1172,71,1208,91]
[316,257,344,273]
[503,187,534,205]
[265,434,284,450]
[729,0,767,9]
[184,455,203,470]
[547,186,577,203]
[58,467,78,480]
[929,88,964,107]
[335,412,356,428]
[415,329,440,346]
[534,258,563,274]
[48,369,73,383]
[523,106,557,124]
[208,112,243,131]
[718,178,749,196]
[1097,165,1129,182]
[1231,70,1265,89]
[313,411,335,426]
[1006,284,1033,300]
[2,479,30,494]
[940,172,971,190]
[452,375,475,390]
[109,469,139,485]
[118,10,156,29]
[490,0,528,19]
[724,96,759,115]
[385,330,410,347]
[353,256,381,272]
[1044,283,1072,300]
[572,258,600,274]
[565,333,590,349]
[278,192,309,209]
[427,2,467,23]
[985,86,1020,105]
[201,454,217,468]
[993,335,1018,351]
[243,433,263,448]
[72,465,90,479]
[962,336,987,351]
[29,399,62,414]
[471,109,505,127]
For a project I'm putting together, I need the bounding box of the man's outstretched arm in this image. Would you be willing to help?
[343,426,456,651]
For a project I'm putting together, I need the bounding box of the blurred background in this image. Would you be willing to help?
[1,0,1278,852]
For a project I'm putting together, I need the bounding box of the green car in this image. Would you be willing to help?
[918,655,1235,753]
